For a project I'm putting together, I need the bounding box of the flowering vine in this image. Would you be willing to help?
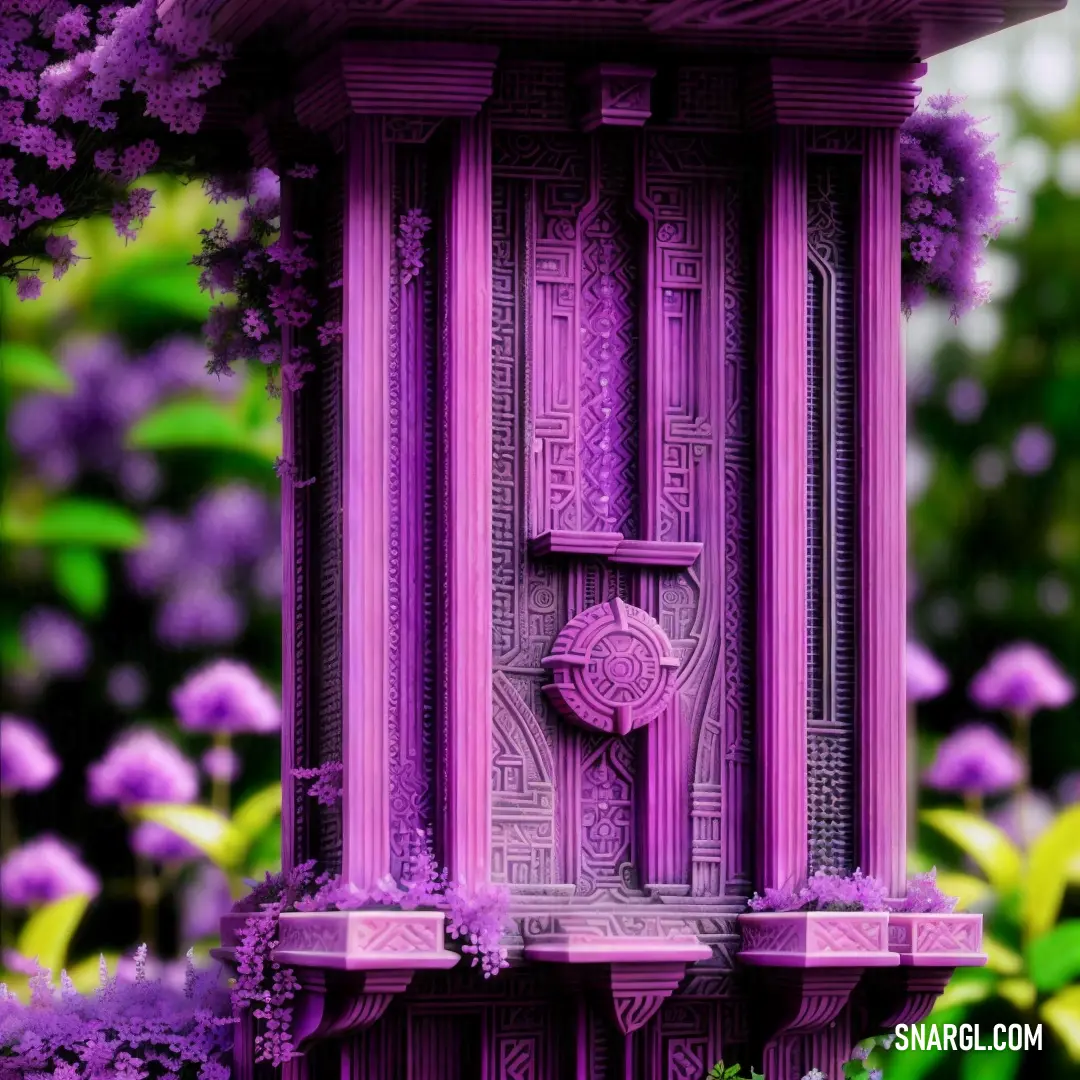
[899,94,1006,319]
[397,207,431,285]
[231,826,511,1066]
[291,760,343,806]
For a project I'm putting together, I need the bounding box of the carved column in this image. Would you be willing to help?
[857,125,908,895]
[439,112,494,884]
[753,121,809,892]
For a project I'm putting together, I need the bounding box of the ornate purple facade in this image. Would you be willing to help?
[199,2,1064,1077]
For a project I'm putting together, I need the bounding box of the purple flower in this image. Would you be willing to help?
[946,377,986,423]
[125,511,188,595]
[969,642,1075,715]
[923,723,1023,796]
[254,552,282,603]
[907,640,949,703]
[0,835,99,907]
[156,575,246,648]
[87,728,199,806]
[989,791,1055,849]
[20,607,90,678]
[172,660,280,734]
[1012,425,1054,474]
[1057,772,1080,806]
[749,869,889,913]
[201,744,241,783]
[130,820,202,863]
[190,483,274,567]
[105,664,147,710]
[0,715,60,793]
[893,868,958,914]
[181,864,234,945]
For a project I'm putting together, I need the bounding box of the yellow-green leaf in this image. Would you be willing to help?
[0,498,145,549]
[934,870,993,912]
[128,400,278,462]
[15,893,92,977]
[0,342,73,394]
[997,978,1037,1012]
[231,783,282,847]
[1028,920,1080,993]
[1022,805,1080,940]
[921,808,1022,893]
[131,803,245,870]
[64,952,121,993]
[983,934,1024,976]
[53,548,108,617]
[932,974,995,1013]
[1042,985,1080,1060]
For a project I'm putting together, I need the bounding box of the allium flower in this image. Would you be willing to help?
[190,483,274,567]
[201,744,241,783]
[0,715,60,793]
[923,723,1023,796]
[20,607,90,678]
[907,640,949,702]
[130,820,202,863]
[969,642,1075,715]
[0,835,99,907]
[989,791,1055,849]
[172,660,280,734]
[87,728,199,806]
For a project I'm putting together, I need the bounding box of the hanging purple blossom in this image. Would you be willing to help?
[0,835,99,907]
[397,208,432,286]
[969,642,1075,715]
[906,640,949,703]
[899,95,1005,319]
[87,728,199,806]
[922,722,1023,796]
[172,659,280,735]
[0,715,60,794]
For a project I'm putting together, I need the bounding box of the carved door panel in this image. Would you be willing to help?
[490,126,755,902]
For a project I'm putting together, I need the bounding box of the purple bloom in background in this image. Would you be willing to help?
[201,745,241,783]
[20,608,90,678]
[130,821,202,864]
[989,791,1055,849]
[191,483,274,568]
[1012,425,1054,475]
[149,336,238,399]
[87,729,199,806]
[0,835,99,907]
[946,377,986,423]
[969,642,1075,715]
[923,723,1023,795]
[181,864,234,945]
[906,641,949,703]
[0,716,60,794]
[1057,772,1080,806]
[173,660,280,735]
[105,664,148,710]
[125,512,188,596]
[118,452,162,502]
[254,552,282,603]
[156,575,246,648]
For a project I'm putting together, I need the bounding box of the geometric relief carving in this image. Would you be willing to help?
[491,674,556,886]
[542,598,680,736]
[580,734,638,893]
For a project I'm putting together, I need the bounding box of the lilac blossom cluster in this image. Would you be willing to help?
[1,0,230,293]
[230,829,511,1066]
[0,947,235,1079]
[396,207,431,286]
[899,94,1005,319]
[893,868,958,914]
[290,760,342,806]
[748,869,890,913]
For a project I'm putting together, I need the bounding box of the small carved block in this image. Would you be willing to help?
[541,597,680,736]
[579,64,656,132]
[887,912,986,967]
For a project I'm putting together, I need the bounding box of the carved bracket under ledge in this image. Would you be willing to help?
[525,935,711,1035]
[530,530,702,567]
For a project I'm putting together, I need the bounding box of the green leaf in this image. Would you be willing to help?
[244,821,281,878]
[960,1046,1020,1080]
[842,1062,867,1079]
[53,548,108,617]
[1028,921,1080,993]
[231,783,282,848]
[933,971,995,1013]
[15,894,92,977]
[1022,805,1080,940]
[129,400,250,452]
[0,342,73,394]
[984,934,1024,976]
[1042,985,1080,1060]
[934,870,993,911]
[1,498,145,549]
[921,808,1023,893]
[131,803,246,870]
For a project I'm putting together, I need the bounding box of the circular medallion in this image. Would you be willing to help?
[541,597,680,736]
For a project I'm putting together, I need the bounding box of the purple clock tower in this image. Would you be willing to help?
[199,1,1064,1077]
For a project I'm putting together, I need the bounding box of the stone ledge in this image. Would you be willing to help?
[738,911,899,968]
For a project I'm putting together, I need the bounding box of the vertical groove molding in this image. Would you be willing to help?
[441,112,494,885]
[756,126,809,891]
[857,126,906,895]
[341,115,393,888]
